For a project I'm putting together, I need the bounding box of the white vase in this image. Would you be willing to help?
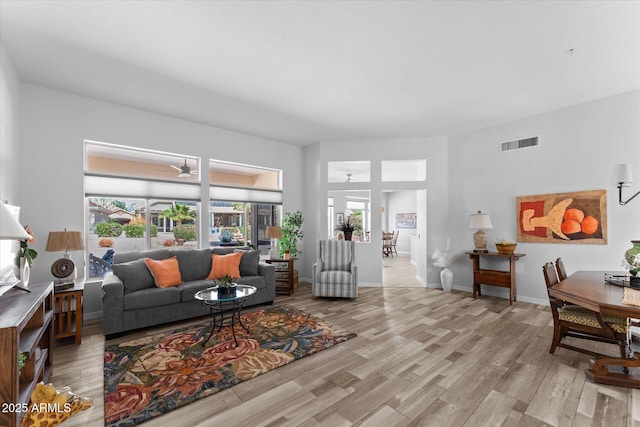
[19,257,30,286]
[440,267,453,292]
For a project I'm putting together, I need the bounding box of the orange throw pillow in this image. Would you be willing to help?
[144,257,182,288]
[207,252,242,280]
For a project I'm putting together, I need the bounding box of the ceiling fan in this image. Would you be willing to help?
[345,173,353,183]
[170,159,197,178]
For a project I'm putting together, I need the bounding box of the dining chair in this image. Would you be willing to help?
[382,232,393,257]
[542,262,628,358]
[390,230,399,257]
[555,257,568,281]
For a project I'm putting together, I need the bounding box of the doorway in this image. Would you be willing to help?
[381,189,426,288]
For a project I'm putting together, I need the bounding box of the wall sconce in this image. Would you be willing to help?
[613,163,640,205]
[469,210,493,252]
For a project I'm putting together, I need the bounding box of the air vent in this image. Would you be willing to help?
[501,136,539,152]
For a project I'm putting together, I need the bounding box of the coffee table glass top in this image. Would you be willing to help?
[195,284,257,303]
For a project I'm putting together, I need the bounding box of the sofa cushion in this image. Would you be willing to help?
[207,252,242,280]
[170,248,212,282]
[145,257,183,288]
[235,275,266,290]
[123,286,181,311]
[179,279,216,302]
[236,249,260,276]
[114,249,171,264]
[112,259,155,294]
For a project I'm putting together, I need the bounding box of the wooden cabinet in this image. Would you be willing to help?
[265,259,294,296]
[465,252,525,305]
[0,281,54,427]
[54,278,84,345]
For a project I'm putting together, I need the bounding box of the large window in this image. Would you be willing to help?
[85,141,201,279]
[84,142,284,279]
[209,160,282,255]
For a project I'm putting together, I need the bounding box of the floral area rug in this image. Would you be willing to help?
[104,306,356,426]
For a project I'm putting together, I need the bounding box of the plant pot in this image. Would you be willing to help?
[344,231,353,241]
[630,276,640,289]
[625,240,640,277]
[440,267,453,292]
[217,284,237,299]
[495,243,516,254]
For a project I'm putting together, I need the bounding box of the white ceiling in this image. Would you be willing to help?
[1,1,638,146]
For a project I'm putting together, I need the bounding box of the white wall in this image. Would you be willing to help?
[303,137,448,286]
[19,83,304,319]
[448,91,640,304]
[0,44,21,205]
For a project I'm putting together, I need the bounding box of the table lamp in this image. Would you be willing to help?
[469,210,493,252]
[46,229,84,288]
[265,226,282,260]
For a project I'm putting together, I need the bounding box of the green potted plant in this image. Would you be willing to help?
[335,220,356,241]
[280,210,303,259]
[214,274,237,298]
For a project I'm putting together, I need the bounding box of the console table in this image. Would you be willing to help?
[465,251,526,304]
[0,281,54,427]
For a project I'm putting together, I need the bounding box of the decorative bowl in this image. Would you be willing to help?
[495,243,517,254]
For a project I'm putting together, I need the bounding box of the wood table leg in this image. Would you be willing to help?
[585,352,640,388]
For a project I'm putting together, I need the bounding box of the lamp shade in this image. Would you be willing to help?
[469,211,494,230]
[613,163,633,187]
[0,202,30,240]
[266,226,282,239]
[46,229,85,252]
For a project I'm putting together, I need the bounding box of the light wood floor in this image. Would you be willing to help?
[53,284,640,427]
[382,253,424,288]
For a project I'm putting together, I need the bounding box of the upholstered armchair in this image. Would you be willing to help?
[312,240,358,298]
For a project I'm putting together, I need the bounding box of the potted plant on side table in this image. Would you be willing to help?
[280,211,304,260]
[215,274,237,298]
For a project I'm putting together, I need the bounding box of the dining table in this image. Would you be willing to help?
[549,270,640,388]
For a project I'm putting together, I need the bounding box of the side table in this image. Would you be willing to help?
[465,251,526,305]
[265,258,295,295]
[54,278,84,344]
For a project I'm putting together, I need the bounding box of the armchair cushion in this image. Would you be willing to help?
[320,240,352,271]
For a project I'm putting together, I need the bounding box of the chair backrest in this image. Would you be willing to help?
[319,240,354,271]
[382,232,393,242]
[555,257,567,281]
[543,262,559,289]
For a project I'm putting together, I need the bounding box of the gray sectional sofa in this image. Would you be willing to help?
[101,247,275,336]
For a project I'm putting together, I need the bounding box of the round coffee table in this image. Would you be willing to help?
[194,284,257,347]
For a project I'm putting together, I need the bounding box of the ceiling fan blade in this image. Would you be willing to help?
[170,164,182,171]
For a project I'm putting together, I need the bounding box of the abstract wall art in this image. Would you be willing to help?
[516,189,607,244]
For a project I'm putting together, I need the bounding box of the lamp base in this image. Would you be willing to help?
[473,229,488,252]
[269,238,279,260]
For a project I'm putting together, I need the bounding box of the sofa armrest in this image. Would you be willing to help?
[101,272,125,335]
[258,262,276,301]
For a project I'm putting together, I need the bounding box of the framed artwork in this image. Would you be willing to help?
[396,213,416,229]
[336,212,344,225]
[516,189,607,244]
